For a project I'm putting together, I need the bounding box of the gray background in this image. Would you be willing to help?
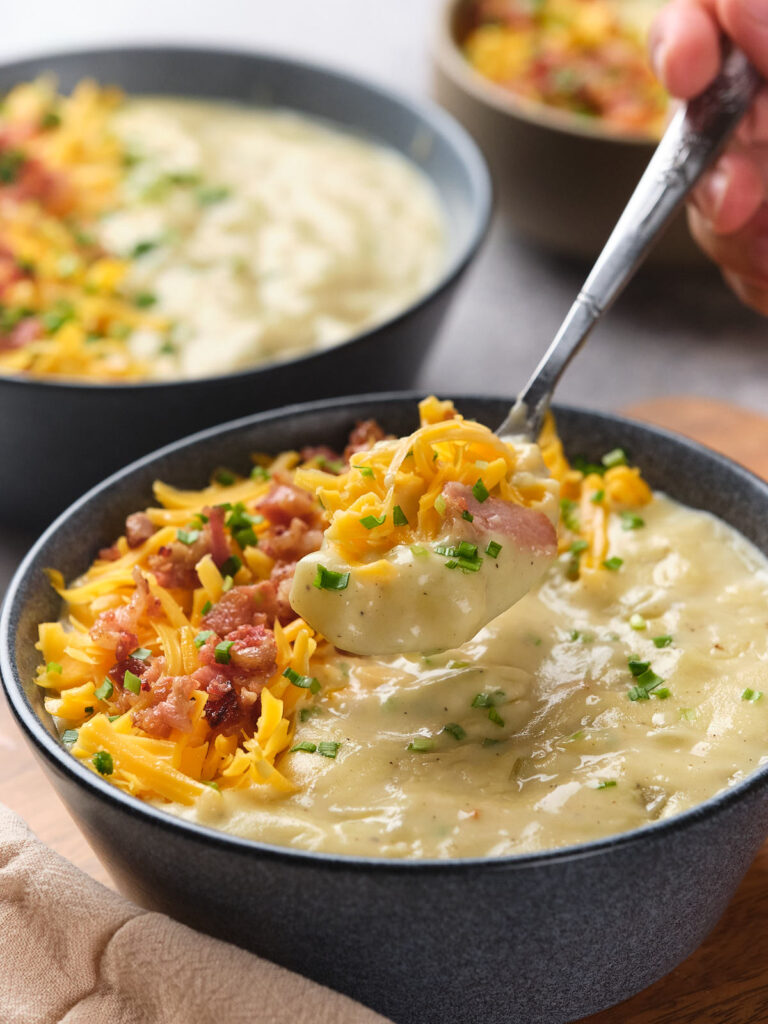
[0,0,766,587]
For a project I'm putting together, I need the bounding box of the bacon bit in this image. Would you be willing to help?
[125,512,155,548]
[98,544,121,562]
[442,481,557,556]
[90,568,161,654]
[148,535,208,589]
[259,518,324,564]
[132,674,197,737]
[203,677,240,730]
[300,444,342,467]
[0,143,75,216]
[343,419,387,462]
[226,624,277,683]
[0,316,40,351]
[257,480,324,529]
[205,505,230,568]
[202,585,268,636]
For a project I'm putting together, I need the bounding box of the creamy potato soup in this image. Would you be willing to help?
[175,495,768,858]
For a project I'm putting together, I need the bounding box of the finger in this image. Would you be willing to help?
[736,87,768,144]
[688,203,768,277]
[717,0,768,80]
[649,0,721,98]
[722,268,768,312]
[689,148,765,232]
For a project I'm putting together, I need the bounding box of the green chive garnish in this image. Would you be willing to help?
[123,671,141,694]
[462,509,474,522]
[92,750,114,775]
[360,514,386,530]
[201,600,212,615]
[290,741,318,753]
[560,497,580,531]
[215,469,236,486]
[601,448,627,468]
[95,679,113,701]
[472,479,489,503]
[628,660,650,677]
[742,688,763,702]
[630,613,646,630]
[251,465,270,480]
[434,494,447,515]
[602,557,623,570]
[596,780,617,789]
[214,640,235,665]
[410,544,428,557]
[62,729,78,745]
[177,529,200,545]
[621,511,645,531]
[485,541,502,558]
[131,647,151,661]
[488,707,505,727]
[220,554,242,578]
[652,635,673,648]
[283,666,320,693]
[313,565,350,591]
[443,723,466,741]
[358,466,374,478]
[317,741,341,758]
[135,291,157,308]
[194,630,213,649]
[407,737,434,752]
[590,489,605,504]
[569,539,589,555]
[46,661,63,674]
[393,505,408,526]
[131,239,159,259]
[471,693,494,708]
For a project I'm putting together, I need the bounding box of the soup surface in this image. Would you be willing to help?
[0,82,444,381]
[176,494,768,857]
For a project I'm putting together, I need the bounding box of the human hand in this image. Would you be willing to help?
[650,0,768,313]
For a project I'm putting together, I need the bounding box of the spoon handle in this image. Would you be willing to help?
[501,47,761,441]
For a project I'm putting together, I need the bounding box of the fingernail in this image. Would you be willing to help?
[696,167,729,220]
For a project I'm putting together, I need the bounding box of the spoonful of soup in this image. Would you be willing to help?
[290,48,760,655]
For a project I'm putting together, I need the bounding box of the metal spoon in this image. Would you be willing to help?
[498,47,762,441]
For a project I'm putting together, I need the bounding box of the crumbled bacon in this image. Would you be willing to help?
[442,481,558,555]
[257,479,324,529]
[132,675,197,738]
[205,505,231,568]
[299,444,342,468]
[226,624,277,682]
[125,512,155,548]
[259,518,324,564]
[201,585,268,635]
[90,568,160,656]
[98,544,121,562]
[202,676,240,730]
[0,315,40,352]
[343,419,386,462]
[147,534,208,590]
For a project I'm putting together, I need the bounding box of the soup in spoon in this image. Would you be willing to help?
[289,397,560,654]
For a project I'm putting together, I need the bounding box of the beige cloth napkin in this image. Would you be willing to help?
[0,802,391,1024]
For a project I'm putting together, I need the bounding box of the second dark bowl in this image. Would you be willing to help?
[0,46,491,528]
[3,393,768,1024]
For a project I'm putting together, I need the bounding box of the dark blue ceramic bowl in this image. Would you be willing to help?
[3,394,768,1024]
[0,47,490,528]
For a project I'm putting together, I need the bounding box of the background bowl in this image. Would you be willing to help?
[0,46,491,528]
[3,393,768,1024]
[431,0,701,264]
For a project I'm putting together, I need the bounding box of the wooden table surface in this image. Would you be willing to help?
[2,395,767,1023]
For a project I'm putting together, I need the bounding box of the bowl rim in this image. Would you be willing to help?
[432,0,665,147]
[0,43,492,394]
[3,390,768,873]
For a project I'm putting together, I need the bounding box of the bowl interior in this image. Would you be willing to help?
[4,392,768,865]
[0,46,490,282]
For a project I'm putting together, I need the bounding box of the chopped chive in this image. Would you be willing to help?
[177,529,201,545]
[472,479,490,503]
[590,489,605,504]
[203,780,221,791]
[282,666,320,691]
[290,741,317,753]
[92,750,114,775]
[410,544,428,557]
[197,184,231,205]
[461,509,474,522]
[485,541,502,559]
[393,505,408,527]
[233,526,257,548]
[201,600,213,615]
[443,723,466,741]
[131,647,152,661]
[636,668,664,690]
[194,630,214,649]
[457,541,478,559]
[621,511,645,531]
[652,635,673,648]
[250,465,270,480]
[215,469,236,486]
[220,554,242,577]
[596,779,617,789]
[742,688,763,702]
[488,707,505,727]
[358,466,374,478]
[313,565,350,591]
[569,539,589,555]
[628,686,649,701]
[40,109,61,130]
[560,497,580,531]
[601,448,627,468]
[135,291,157,308]
[434,494,447,515]
[482,738,502,747]
[214,640,235,665]
[628,659,651,677]
[471,693,494,708]
[221,575,234,593]
[123,671,141,694]
[94,679,113,701]
[62,728,78,745]
[108,714,122,722]
[654,687,672,699]
[0,149,25,183]
[317,741,340,758]
[360,514,386,530]
[602,557,623,571]
[630,613,646,630]
[407,737,434,752]
[130,239,159,259]
[680,708,697,721]
[46,661,62,674]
